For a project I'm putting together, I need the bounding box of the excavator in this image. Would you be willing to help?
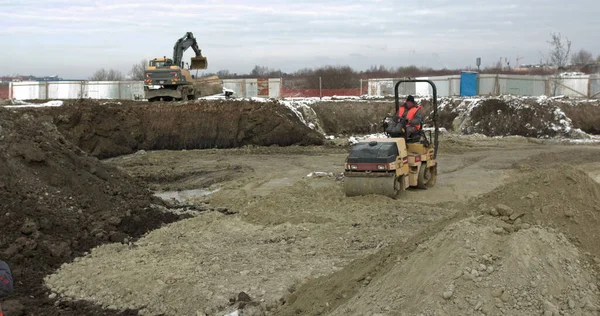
[343,80,439,199]
[144,32,221,102]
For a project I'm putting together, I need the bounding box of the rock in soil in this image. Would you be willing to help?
[496,204,515,216]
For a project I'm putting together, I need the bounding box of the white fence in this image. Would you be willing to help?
[222,78,281,98]
[368,74,600,98]
[9,81,146,100]
[8,78,283,100]
[7,75,599,100]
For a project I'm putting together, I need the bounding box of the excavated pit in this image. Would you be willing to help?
[29,99,325,158]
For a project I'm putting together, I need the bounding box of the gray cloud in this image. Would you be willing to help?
[1,0,599,78]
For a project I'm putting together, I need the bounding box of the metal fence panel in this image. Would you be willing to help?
[10,81,45,99]
[553,76,589,97]
[429,77,448,96]
[415,77,431,96]
[506,76,535,95]
[530,76,548,96]
[47,81,83,99]
[590,75,600,99]
[477,75,497,95]
[244,79,258,98]
[268,78,281,98]
[449,77,461,96]
[119,82,145,100]
[86,81,120,99]
[424,76,452,96]
[367,78,415,96]
[223,79,245,97]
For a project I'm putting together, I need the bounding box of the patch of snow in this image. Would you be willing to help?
[423,127,448,133]
[153,188,220,203]
[306,172,334,178]
[330,95,361,100]
[4,100,64,108]
[279,98,320,129]
[199,95,230,100]
[348,133,388,144]
[563,138,600,143]
[249,97,269,103]
[559,72,586,77]
[325,135,336,140]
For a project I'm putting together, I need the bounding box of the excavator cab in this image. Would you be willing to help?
[149,58,173,68]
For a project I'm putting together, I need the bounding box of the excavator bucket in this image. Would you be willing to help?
[190,56,208,69]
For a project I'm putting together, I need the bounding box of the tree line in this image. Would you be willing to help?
[90,33,599,86]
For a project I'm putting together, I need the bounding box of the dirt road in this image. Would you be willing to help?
[41,135,600,316]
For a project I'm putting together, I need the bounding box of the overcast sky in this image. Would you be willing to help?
[1,0,600,78]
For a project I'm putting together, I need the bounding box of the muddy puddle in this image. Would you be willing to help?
[153,188,220,202]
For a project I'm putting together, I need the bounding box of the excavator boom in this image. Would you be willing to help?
[172,32,207,69]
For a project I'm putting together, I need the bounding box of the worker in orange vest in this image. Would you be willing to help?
[0,260,13,316]
[396,95,423,139]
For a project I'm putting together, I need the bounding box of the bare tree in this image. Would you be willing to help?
[216,70,231,78]
[89,69,107,81]
[547,33,571,68]
[90,68,124,81]
[570,49,594,65]
[250,65,270,77]
[129,59,148,80]
[250,65,283,78]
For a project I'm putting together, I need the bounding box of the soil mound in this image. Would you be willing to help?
[555,99,600,135]
[328,216,600,316]
[277,165,600,315]
[0,108,181,315]
[440,96,593,138]
[46,99,323,158]
[475,165,600,258]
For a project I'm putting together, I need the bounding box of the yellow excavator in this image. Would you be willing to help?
[144,32,220,102]
[343,80,439,199]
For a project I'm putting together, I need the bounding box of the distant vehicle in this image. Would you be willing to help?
[144,32,221,102]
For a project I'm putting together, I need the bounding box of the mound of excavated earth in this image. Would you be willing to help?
[330,216,599,315]
[31,99,324,158]
[476,165,600,258]
[276,165,600,315]
[0,108,181,315]
[284,96,600,139]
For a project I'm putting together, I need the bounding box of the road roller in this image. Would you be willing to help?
[343,79,439,199]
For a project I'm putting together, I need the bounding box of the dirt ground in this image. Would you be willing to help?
[0,108,184,316]
[41,134,600,315]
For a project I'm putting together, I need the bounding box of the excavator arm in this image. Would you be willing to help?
[172,32,207,70]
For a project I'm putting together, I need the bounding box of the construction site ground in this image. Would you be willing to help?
[44,135,600,316]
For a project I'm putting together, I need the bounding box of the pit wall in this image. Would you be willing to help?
[13,96,599,159]
[291,96,600,138]
[43,99,323,158]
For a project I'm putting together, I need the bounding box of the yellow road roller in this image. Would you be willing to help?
[344,80,439,199]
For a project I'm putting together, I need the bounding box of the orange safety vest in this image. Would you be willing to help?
[397,105,422,130]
